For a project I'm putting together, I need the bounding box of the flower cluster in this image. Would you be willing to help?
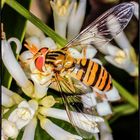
[1,0,138,140]
[50,0,87,40]
[2,36,106,140]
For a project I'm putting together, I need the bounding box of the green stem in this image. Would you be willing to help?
[112,79,138,109]
[110,104,137,123]
[5,0,67,47]
[113,104,137,114]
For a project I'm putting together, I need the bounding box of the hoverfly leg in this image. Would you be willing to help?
[67,76,76,93]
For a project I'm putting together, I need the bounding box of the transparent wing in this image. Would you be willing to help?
[54,74,104,139]
[64,2,134,50]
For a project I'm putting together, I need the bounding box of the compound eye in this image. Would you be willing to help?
[39,48,48,55]
[35,56,45,72]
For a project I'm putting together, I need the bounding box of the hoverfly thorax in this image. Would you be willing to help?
[46,50,76,72]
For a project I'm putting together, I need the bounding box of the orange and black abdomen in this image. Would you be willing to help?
[73,58,112,92]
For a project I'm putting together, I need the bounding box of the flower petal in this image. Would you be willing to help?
[81,92,97,108]
[131,1,139,20]
[105,55,137,76]
[40,117,82,140]
[30,74,51,99]
[39,107,104,133]
[68,48,83,58]
[21,117,37,140]
[2,90,14,107]
[2,119,19,139]
[8,101,35,129]
[100,122,113,140]
[105,86,120,101]
[96,101,112,116]
[2,39,34,97]
[67,0,87,40]
[8,37,22,54]
[19,50,33,62]
[82,45,97,59]
[39,95,56,108]
[2,86,23,106]
[50,0,74,38]
[40,37,57,50]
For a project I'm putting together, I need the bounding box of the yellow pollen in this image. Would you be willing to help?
[56,0,62,8]
[17,108,31,120]
[59,6,66,15]
[64,0,69,7]
[114,57,124,64]
[116,50,126,58]
[55,0,70,16]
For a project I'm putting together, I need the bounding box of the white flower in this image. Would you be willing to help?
[68,45,97,59]
[81,92,97,108]
[131,1,139,20]
[40,117,82,140]
[20,36,57,99]
[25,36,57,51]
[68,48,83,58]
[96,101,112,116]
[81,87,120,116]
[30,72,53,99]
[8,101,35,129]
[39,107,104,133]
[105,86,120,101]
[2,37,34,97]
[99,122,113,140]
[67,0,87,40]
[2,86,23,107]
[93,122,113,140]
[105,14,138,76]
[82,45,97,59]
[2,88,14,108]
[21,117,37,140]
[1,129,7,140]
[2,119,19,139]
[50,0,75,38]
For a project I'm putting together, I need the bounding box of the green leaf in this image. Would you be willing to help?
[35,120,53,140]
[16,130,24,140]
[1,0,32,88]
[112,80,138,109]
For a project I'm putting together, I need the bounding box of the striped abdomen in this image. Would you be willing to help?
[72,58,112,92]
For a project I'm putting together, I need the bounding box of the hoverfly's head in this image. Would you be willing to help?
[34,48,48,72]
[24,41,49,72]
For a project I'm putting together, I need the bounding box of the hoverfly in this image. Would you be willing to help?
[24,2,134,138]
